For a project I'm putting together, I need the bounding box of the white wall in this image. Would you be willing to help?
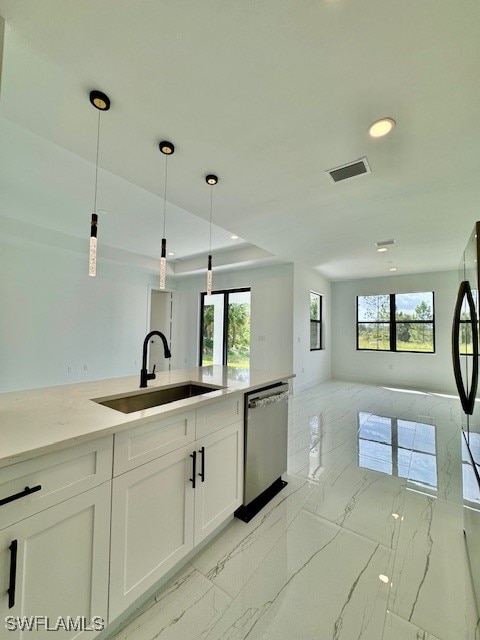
[172,263,294,375]
[293,265,331,391]
[0,228,157,392]
[331,270,458,393]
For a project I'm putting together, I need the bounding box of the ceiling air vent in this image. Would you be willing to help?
[375,239,396,249]
[326,157,371,183]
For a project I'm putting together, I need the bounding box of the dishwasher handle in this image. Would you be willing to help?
[248,391,289,410]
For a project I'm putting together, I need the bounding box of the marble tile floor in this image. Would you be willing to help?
[108,380,480,640]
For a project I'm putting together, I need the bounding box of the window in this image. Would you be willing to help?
[310,292,322,350]
[357,291,435,353]
[199,288,251,369]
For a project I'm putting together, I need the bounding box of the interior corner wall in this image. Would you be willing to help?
[0,232,157,392]
[331,270,458,394]
[293,265,331,391]
[172,263,294,374]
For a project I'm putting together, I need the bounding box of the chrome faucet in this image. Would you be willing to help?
[140,331,172,388]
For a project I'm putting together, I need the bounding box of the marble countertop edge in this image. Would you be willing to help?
[0,366,295,469]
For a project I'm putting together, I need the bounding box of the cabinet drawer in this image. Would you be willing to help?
[196,396,243,439]
[113,411,195,476]
[0,437,113,530]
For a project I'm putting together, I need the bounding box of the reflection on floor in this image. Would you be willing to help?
[108,381,480,640]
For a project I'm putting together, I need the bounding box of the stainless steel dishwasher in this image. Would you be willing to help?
[235,382,289,523]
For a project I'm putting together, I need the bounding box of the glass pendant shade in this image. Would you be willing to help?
[160,238,167,289]
[89,213,98,277]
[206,254,213,295]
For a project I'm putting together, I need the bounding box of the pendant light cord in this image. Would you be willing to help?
[93,110,101,214]
[163,155,168,237]
[209,185,213,252]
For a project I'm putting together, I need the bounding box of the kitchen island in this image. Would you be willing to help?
[0,365,294,468]
[0,366,293,634]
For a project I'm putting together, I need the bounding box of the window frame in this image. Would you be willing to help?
[356,292,435,354]
[198,287,251,366]
[309,291,323,351]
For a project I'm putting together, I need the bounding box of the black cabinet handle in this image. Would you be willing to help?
[452,281,479,415]
[8,540,17,609]
[199,447,205,483]
[0,485,42,507]
[189,451,197,489]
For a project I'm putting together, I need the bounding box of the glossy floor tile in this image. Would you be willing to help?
[383,611,442,640]
[204,510,392,640]
[111,565,231,640]
[108,381,480,640]
[191,474,312,599]
[389,490,478,640]
[303,460,406,548]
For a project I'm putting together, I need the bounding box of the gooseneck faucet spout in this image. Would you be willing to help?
[140,330,172,388]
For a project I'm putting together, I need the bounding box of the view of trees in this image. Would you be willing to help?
[202,304,215,364]
[358,293,434,352]
[227,302,250,365]
[202,301,250,367]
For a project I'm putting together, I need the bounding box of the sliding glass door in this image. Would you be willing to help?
[199,288,251,368]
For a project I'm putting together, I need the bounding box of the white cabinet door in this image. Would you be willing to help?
[194,421,243,545]
[109,447,194,621]
[0,482,111,640]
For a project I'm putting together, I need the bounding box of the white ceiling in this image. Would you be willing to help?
[0,0,479,280]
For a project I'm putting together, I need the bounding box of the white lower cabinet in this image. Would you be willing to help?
[0,482,111,640]
[194,421,243,545]
[109,419,244,620]
[108,446,195,621]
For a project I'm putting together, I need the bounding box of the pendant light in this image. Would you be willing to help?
[205,174,218,295]
[88,90,110,277]
[159,141,175,289]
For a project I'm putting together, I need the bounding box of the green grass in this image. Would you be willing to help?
[202,359,250,367]
[358,336,434,352]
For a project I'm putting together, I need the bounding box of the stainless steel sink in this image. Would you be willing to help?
[93,382,224,414]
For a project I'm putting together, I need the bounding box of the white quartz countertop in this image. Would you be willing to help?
[0,366,294,469]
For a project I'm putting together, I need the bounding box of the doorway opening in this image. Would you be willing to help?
[199,288,251,369]
[149,289,173,372]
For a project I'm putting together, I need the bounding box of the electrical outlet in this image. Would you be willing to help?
[258,335,266,342]
[67,366,72,373]
[83,365,88,372]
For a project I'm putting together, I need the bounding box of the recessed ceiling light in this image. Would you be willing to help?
[230,235,238,240]
[369,118,396,138]
[379,574,390,584]
[206,174,218,186]
[377,247,388,253]
[168,252,175,256]
[389,267,397,272]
